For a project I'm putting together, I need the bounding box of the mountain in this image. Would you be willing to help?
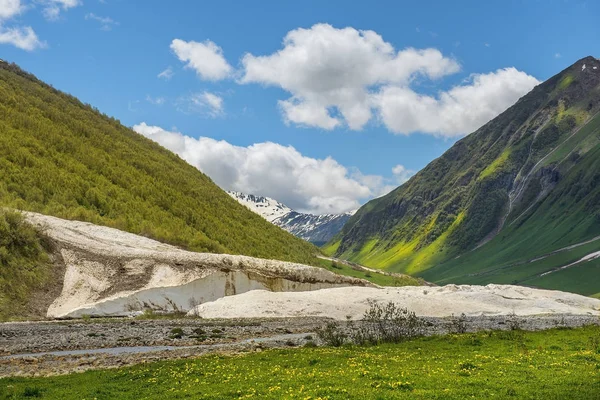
[228,191,353,245]
[0,61,317,265]
[329,56,600,296]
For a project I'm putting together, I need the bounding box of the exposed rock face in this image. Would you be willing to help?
[24,213,372,319]
[188,285,600,320]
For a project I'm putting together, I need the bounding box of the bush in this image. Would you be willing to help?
[316,322,347,347]
[350,301,424,345]
[317,301,424,347]
[169,328,184,339]
[0,210,51,320]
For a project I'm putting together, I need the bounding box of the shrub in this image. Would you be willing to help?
[317,301,424,347]
[169,328,184,339]
[316,322,347,347]
[0,210,51,320]
[350,301,424,345]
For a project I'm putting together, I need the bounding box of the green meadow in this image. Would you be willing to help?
[2,325,599,399]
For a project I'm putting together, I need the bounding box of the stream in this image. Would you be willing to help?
[1,332,313,360]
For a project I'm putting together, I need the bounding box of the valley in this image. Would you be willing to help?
[0,4,599,396]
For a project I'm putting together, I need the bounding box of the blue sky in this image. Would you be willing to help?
[1,0,599,214]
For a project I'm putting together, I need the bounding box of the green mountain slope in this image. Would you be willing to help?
[0,61,317,264]
[330,56,600,295]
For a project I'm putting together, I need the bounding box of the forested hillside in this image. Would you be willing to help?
[329,56,600,295]
[0,61,317,264]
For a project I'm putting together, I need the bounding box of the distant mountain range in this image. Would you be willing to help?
[228,191,353,246]
[329,56,600,297]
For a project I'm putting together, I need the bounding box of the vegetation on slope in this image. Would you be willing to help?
[0,210,52,320]
[331,56,600,294]
[0,61,317,265]
[315,258,423,287]
[2,325,599,399]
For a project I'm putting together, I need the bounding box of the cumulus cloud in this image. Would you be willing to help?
[0,25,45,51]
[240,23,539,137]
[85,13,118,31]
[132,122,399,214]
[158,66,174,80]
[171,39,232,81]
[41,0,80,21]
[376,68,540,136]
[0,0,23,20]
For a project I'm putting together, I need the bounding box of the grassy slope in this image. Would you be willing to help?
[315,258,422,287]
[421,136,600,295]
[2,326,599,399]
[331,57,600,294]
[0,210,52,320]
[0,62,317,265]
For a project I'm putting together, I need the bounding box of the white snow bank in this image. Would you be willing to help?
[23,212,372,318]
[188,285,600,320]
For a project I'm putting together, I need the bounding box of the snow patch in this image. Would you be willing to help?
[228,191,352,243]
[23,212,372,319]
[227,191,291,222]
[189,285,600,320]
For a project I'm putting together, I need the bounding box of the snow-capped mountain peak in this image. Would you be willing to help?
[227,191,352,246]
[227,191,291,222]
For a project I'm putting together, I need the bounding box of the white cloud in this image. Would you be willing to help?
[240,23,460,131]
[85,13,118,31]
[375,68,540,137]
[158,66,174,80]
[170,38,232,81]
[391,164,415,184]
[554,53,562,59]
[0,0,23,20]
[177,91,225,117]
[41,0,80,21]
[240,23,538,137]
[0,25,45,51]
[132,123,398,214]
[145,95,165,105]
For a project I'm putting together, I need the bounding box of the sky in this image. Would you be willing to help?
[1,0,599,215]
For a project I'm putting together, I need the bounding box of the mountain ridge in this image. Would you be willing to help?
[330,56,600,295]
[228,191,353,245]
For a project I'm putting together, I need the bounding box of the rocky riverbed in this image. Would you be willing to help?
[1,314,598,377]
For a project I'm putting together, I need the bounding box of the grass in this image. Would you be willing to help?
[427,239,600,295]
[315,258,422,287]
[478,148,511,180]
[1,326,599,399]
[0,210,52,320]
[420,141,600,295]
[321,239,341,257]
[338,212,465,276]
[556,73,574,91]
